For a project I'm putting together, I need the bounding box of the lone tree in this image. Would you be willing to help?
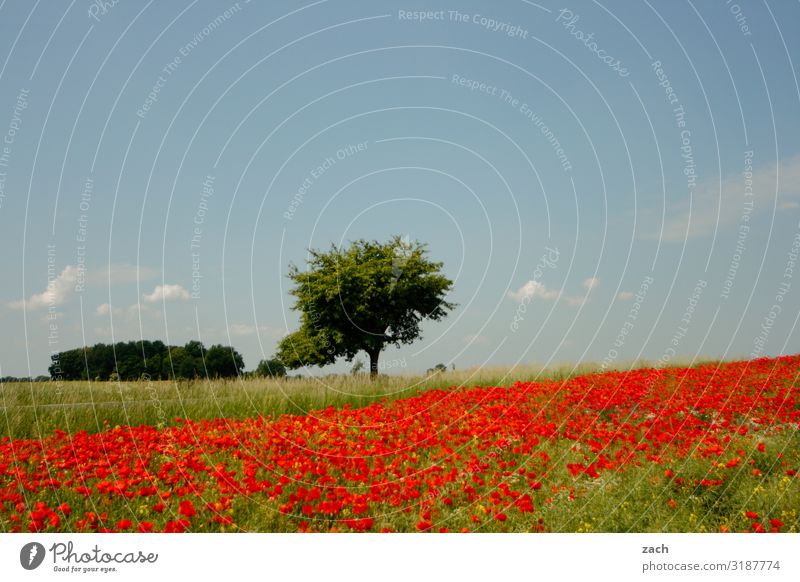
[277,236,455,376]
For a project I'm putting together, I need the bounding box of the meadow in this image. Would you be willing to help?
[1,359,657,440]
[1,355,797,533]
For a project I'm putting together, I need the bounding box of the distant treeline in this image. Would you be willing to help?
[49,340,245,381]
[1,376,51,383]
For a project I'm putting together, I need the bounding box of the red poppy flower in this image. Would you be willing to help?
[178,500,196,518]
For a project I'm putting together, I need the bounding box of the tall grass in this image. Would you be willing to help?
[0,357,720,440]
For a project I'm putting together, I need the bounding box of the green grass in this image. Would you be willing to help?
[0,358,718,440]
[528,430,799,533]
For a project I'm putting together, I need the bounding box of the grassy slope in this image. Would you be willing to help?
[1,358,716,439]
[1,356,797,533]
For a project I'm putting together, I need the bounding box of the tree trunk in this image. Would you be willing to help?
[368,349,380,377]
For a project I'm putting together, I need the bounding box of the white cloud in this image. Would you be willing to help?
[560,277,600,306]
[507,280,560,303]
[616,291,635,301]
[143,284,190,303]
[564,295,588,307]
[583,277,600,290]
[648,154,800,241]
[95,302,155,320]
[9,265,78,309]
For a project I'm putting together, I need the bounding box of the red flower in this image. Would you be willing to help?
[178,500,196,518]
[745,511,759,520]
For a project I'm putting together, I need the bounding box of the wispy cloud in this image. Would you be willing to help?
[564,295,588,306]
[647,154,800,241]
[96,302,155,319]
[143,284,190,303]
[9,265,78,309]
[583,277,600,290]
[563,277,600,306]
[616,291,635,301]
[508,277,600,307]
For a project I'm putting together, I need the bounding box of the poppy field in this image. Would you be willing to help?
[1,355,798,533]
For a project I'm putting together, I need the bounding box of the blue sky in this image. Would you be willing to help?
[1,0,799,377]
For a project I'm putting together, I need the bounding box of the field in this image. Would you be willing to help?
[1,355,798,533]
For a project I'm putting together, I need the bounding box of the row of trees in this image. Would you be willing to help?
[49,340,246,381]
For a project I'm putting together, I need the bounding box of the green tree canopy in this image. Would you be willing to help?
[255,358,287,378]
[49,340,245,381]
[276,236,455,376]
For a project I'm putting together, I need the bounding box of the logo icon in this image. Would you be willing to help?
[20,542,46,570]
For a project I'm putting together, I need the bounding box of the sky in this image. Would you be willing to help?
[1,0,799,378]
